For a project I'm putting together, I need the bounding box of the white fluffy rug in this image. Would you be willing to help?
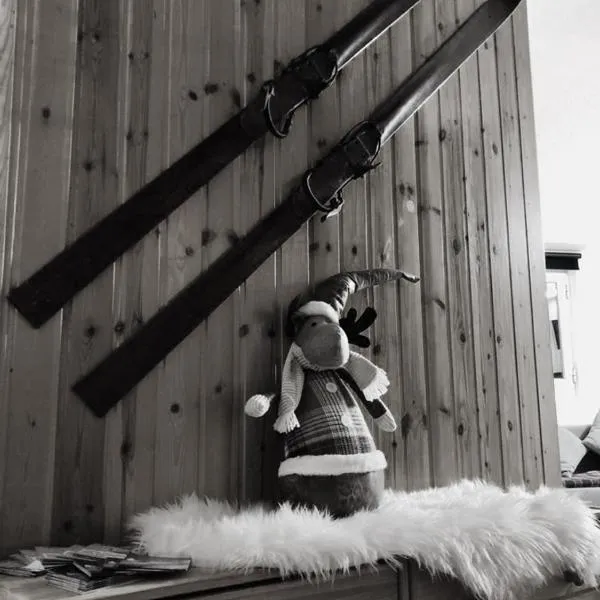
[129,480,600,600]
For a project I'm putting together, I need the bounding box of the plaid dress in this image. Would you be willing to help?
[283,369,376,459]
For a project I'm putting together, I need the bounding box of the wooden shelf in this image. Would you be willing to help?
[1,566,596,600]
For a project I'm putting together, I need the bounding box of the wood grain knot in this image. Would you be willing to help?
[372,343,381,356]
[41,106,51,120]
[170,403,180,414]
[457,423,465,436]
[114,321,125,335]
[239,324,250,337]
[188,90,198,101]
[84,324,97,338]
[201,228,217,246]
[120,439,132,458]
[204,82,219,95]
[401,413,413,438]
[230,88,241,108]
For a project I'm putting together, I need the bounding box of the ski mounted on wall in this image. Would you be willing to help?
[72,0,523,418]
[7,0,422,329]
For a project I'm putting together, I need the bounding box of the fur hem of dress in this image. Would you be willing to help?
[278,450,387,476]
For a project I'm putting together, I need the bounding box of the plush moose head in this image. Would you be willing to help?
[284,267,418,367]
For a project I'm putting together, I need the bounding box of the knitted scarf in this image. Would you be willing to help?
[273,343,390,434]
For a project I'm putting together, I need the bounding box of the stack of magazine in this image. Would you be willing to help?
[0,544,191,593]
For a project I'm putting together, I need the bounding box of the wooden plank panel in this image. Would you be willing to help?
[478,26,523,486]
[0,0,17,549]
[198,569,399,600]
[1,0,78,554]
[306,0,345,285]
[261,0,310,503]
[408,565,471,600]
[52,0,126,545]
[512,2,561,487]
[152,0,207,507]
[121,0,170,521]
[104,0,155,542]
[365,29,405,490]
[456,0,503,484]
[412,0,458,487]
[338,0,370,285]
[435,0,481,480]
[390,9,430,492]
[200,0,244,502]
[495,17,544,489]
[235,0,277,504]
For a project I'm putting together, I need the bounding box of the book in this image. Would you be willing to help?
[0,558,45,577]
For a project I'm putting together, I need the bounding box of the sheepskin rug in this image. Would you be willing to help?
[130,480,600,600]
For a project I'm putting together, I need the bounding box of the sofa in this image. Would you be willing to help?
[560,424,600,506]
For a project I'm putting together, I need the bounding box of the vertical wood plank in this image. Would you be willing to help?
[1,0,79,554]
[365,28,405,490]
[120,0,169,523]
[435,0,481,480]
[413,0,458,487]
[264,0,309,503]
[52,0,126,545]
[512,2,560,488]
[200,0,243,502]
[104,0,156,541]
[235,0,277,504]
[390,9,431,492]
[338,0,370,283]
[456,0,503,485]
[152,0,207,505]
[0,0,16,550]
[478,28,524,486]
[306,0,345,285]
[495,16,544,489]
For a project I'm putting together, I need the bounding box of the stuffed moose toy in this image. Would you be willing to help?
[244,268,419,517]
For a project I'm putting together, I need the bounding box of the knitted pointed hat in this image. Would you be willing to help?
[285,268,419,338]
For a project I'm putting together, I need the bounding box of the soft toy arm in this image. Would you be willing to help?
[244,393,277,418]
[363,396,397,432]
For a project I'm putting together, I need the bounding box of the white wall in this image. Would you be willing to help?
[527,0,600,426]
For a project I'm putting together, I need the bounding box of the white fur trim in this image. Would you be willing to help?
[278,450,387,477]
[295,301,339,324]
[130,480,600,600]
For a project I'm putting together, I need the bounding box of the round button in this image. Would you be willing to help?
[341,414,353,428]
[326,382,338,393]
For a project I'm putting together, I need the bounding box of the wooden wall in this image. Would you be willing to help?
[0,0,559,555]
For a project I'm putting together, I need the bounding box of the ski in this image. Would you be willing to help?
[8,0,422,329]
[73,0,522,417]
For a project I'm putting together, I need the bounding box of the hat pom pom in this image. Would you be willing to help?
[245,394,274,418]
[273,412,300,434]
